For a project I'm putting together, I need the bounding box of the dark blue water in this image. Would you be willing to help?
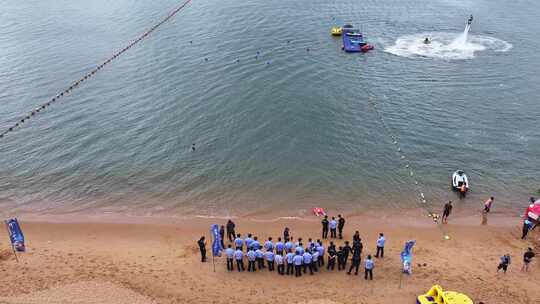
[1,0,539,216]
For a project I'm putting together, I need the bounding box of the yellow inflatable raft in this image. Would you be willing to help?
[417,285,473,304]
[331,27,342,36]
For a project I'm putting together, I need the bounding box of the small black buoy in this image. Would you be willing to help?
[189,40,193,44]
[306,48,310,52]
[236,59,240,63]
[204,58,208,61]
[192,144,196,151]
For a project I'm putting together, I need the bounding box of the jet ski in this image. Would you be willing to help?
[452,170,469,192]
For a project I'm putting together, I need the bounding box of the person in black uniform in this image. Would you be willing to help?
[342,241,352,269]
[348,240,362,275]
[326,246,337,270]
[321,216,329,239]
[337,246,345,270]
[226,220,236,242]
[353,231,360,244]
[197,236,207,262]
[338,214,345,239]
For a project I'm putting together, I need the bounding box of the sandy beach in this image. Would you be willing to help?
[1,210,538,304]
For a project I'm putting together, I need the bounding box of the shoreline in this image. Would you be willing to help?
[2,211,538,303]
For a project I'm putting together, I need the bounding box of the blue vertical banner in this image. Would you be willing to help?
[400,240,416,274]
[210,224,222,257]
[5,218,26,252]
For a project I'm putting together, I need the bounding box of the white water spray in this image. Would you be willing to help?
[386,22,511,60]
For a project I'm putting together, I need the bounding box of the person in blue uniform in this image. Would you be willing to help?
[247,248,256,272]
[225,244,234,271]
[365,255,374,280]
[293,252,304,277]
[234,248,245,272]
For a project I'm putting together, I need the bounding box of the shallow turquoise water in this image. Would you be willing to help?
[1,0,539,216]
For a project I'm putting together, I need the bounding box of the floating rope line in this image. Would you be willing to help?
[367,96,449,239]
[0,0,193,140]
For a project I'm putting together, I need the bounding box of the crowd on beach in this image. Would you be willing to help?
[196,195,539,277]
[198,215,382,279]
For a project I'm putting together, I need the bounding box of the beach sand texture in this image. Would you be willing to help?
[1,214,539,303]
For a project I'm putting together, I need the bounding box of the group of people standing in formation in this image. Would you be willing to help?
[198,215,384,280]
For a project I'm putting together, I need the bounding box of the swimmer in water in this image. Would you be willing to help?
[423,37,430,44]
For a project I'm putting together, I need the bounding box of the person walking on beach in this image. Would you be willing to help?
[234,248,245,272]
[276,252,285,275]
[322,216,329,239]
[225,244,234,271]
[364,255,374,280]
[247,248,256,272]
[343,241,352,268]
[265,249,275,271]
[338,214,345,239]
[234,234,244,251]
[219,225,226,250]
[484,197,494,213]
[497,254,511,273]
[303,250,314,275]
[522,248,535,272]
[286,250,295,275]
[442,201,453,224]
[293,251,304,277]
[330,217,337,238]
[226,220,236,242]
[375,233,385,258]
[197,236,206,262]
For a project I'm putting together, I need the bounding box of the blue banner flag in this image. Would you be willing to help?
[5,218,26,252]
[210,224,222,257]
[400,240,416,274]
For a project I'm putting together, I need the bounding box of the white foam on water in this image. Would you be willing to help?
[385,25,512,60]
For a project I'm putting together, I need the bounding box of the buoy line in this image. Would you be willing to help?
[367,97,450,239]
[0,0,193,141]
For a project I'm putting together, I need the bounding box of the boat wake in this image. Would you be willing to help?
[385,29,512,60]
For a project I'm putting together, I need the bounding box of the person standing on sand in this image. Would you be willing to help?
[197,236,206,262]
[255,247,265,270]
[264,237,274,252]
[375,233,385,258]
[283,227,290,242]
[316,241,325,267]
[322,216,329,239]
[285,238,294,253]
[484,197,494,213]
[286,250,295,275]
[251,236,261,250]
[244,234,253,251]
[497,254,511,273]
[293,251,304,277]
[312,248,319,272]
[275,252,284,275]
[234,248,245,272]
[330,217,338,238]
[265,249,275,271]
[343,241,352,268]
[303,250,313,275]
[521,219,532,239]
[364,255,374,280]
[442,201,453,224]
[295,243,305,255]
[234,234,244,251]
[219,225,225,250]
[327,247,336,270]
[337,246,345,270]
[247,248,256,272]
[275,237,284,256]
[522,248,535,272]
[348,240,362,275]
[353,231,360,244]
[226,220,236,242]
[225,244,234,271]
[338,214,345,239]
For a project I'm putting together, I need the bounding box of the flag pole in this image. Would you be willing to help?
[4,220,19,263]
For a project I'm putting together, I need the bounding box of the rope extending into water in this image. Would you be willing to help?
[0,0,193,141]
[367,96,449,239]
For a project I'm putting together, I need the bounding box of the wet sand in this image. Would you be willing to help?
[0,211,538,304]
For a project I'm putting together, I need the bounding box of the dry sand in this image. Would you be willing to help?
[0,211,539,303]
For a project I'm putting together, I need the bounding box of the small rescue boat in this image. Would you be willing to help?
[331,27,342,36]
[341,26,374,53]
[417,285,473,304]
[451,170,469,192]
